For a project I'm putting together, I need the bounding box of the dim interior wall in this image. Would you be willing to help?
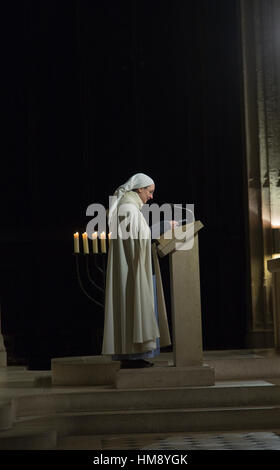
[240,0,280,348]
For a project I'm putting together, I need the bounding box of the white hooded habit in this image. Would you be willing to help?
[102,173,171,356]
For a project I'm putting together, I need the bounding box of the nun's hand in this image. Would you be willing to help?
[170,220,179,228]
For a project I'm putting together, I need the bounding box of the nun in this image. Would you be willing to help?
[102,173,173,368]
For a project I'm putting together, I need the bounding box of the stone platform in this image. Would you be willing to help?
[52,355,120,386]
[51,349,280,387]
[205,348,280,380]
[1,349,280,449]
[115,364,214,389]
[52,354,214,388]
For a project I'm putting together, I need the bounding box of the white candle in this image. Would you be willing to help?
[100,231,106,253]
[108,232,112,246]
[92,232,98,254]
[73,232,80,253]
[82,232,89,254]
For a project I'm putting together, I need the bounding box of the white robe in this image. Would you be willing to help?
[102,191,171,355]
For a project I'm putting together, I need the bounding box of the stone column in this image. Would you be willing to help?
[240,0,280,347]
[267,258,280,351]
[0,305,7,367]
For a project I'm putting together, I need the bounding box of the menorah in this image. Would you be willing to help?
[73,231,110,309]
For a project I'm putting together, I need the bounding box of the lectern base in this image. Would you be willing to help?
[115,364,215,389]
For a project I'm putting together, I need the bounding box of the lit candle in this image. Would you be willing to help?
[100,231,106,253]
[82,232,89,254]
[108,232,112,246]
[92,232,98,254]
[73,232,80,253]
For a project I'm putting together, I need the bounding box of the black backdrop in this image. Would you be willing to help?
[2,0,248,368]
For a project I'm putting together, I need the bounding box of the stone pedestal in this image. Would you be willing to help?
[157,221,214,381]
[169,234,203,367]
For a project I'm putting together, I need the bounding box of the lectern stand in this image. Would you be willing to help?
[115,221,215,389]
[158,221,205,367]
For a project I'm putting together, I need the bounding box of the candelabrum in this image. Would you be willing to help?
[73,252,107,309]
[73,231,111,309]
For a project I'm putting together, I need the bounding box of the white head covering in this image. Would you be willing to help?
[108,173,154,226]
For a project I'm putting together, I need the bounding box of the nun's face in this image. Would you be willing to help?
[137,184,155,204]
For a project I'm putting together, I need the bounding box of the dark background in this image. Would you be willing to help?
[1,0,249,369]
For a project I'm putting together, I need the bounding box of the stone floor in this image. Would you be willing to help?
[58,431,280,450]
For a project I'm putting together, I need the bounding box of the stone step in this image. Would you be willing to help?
[1,405,280,449]
[0,427,57,450]
[0,400,14,431]
[51,356,121,386]
[50,351,280,387]
[115,364,215,388]
[0,351,7,367]
[206,356,280,380]
[14,382,280,418]
[51,355,171,386]
[0,366,46,389]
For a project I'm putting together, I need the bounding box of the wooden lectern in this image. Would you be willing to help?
[115,221,215,388]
